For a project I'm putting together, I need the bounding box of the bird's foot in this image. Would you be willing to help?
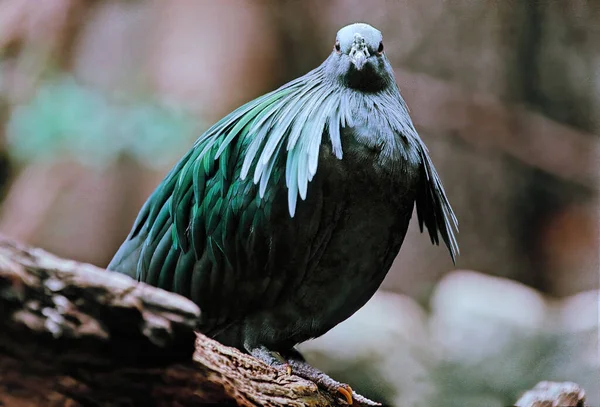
[249,345,292,375]
[286,358,354,405]
[248,346,366,405]
[280,363,293,375]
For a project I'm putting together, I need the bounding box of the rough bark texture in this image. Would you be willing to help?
[515,381,587,407]
[0,235,377,407]
[0,235,588,407]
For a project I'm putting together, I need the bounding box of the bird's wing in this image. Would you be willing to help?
[109,65,348,333]
[414,142,459,263]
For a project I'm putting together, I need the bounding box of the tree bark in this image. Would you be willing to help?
[514,381,587,407]
[0,235,375,406]
[0,235,587,407]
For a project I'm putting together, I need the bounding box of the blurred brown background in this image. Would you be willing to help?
[0,1,598,406]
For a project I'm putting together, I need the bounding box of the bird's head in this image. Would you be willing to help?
[325,23,393,92]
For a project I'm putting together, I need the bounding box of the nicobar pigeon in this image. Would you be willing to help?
[108,22,458,404]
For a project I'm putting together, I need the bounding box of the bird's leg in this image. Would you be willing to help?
[248,345,292,375]
[282,348,354,405]
[248,345,353,404]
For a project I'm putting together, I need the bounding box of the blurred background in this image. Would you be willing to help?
[0,1,598,406]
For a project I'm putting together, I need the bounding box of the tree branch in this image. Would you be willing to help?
[515,381,587,407]
[0,235,588,407]
[0,234,375,406]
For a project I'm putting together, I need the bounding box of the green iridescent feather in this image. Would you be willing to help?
[110,52,458,334]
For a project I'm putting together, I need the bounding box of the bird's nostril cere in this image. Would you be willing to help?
[353,33,366,46]
[349,34,370,70]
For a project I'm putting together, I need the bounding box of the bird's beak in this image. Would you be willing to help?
[350,50,368,71]
[349,34,370,71]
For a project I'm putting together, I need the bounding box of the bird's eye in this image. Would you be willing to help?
[334,41,341,53]
[377,42,384,53]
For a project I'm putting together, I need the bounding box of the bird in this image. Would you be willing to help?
[108,22,458,404]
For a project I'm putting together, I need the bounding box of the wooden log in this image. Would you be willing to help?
[0,235,588,407]
[0,235,376,406]
[515,381,587,407]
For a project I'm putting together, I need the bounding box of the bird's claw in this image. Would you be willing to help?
[252,347,355,404]
[273,362,292,376]
[337,384,353,405]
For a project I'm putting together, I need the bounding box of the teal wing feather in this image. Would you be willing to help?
[108,66,345,333]
[377,88,459,264]
[415,143,459,263]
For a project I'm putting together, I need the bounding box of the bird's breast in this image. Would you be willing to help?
[227,124,422,348]
[282,131,420,340]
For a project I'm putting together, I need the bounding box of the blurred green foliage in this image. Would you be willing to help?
[6,75,199,170]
